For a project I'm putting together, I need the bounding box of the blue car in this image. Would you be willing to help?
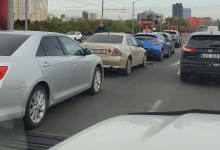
[134,33,171,61]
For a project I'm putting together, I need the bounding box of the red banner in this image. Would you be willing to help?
[0,0,8,30]
[141,19,153,33]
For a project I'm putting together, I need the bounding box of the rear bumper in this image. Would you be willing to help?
[144,45,161,58]
[181,63,220,77]
[0,81,30,121]
[101,56,127,69]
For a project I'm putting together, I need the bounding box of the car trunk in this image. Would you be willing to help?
[82,43,117,57]
[134,35,157,46]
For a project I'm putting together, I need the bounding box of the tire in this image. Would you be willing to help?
[23,85,48,130]
[79,37,82,43]
[158,50,163,61]
[140,54,147,68]
[87,67,102,95]
[172,46,175,53]
[122,57,132,76]
[176,43,180,48]
[180,71,189,82]
[166,49,171,58]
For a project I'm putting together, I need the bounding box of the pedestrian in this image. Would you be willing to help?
[95,22,109,33]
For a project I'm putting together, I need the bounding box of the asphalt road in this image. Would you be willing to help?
[1,34,220,149]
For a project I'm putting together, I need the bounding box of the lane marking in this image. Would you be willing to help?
[177,69,180,75]
[148,100,162,112]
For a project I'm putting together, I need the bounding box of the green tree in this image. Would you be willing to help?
[76,20,90,34]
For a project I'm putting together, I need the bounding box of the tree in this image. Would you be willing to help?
[76,20,90,34]
[61,14,66,19]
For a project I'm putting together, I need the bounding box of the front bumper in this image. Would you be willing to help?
[101,56,127,69]
[0,81,30,121]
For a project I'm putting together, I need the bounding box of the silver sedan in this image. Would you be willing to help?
[0,31,103,129]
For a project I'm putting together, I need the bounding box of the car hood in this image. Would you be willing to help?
[50,113,220,150]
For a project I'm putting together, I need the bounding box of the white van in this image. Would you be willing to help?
[207,26,218,32]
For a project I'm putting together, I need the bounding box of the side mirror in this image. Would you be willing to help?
[138,43,144,48]
[85,48,93,55]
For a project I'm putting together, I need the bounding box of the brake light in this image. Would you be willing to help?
[112,49,121,56]
[0,67,8,80]
[152,40,160,44]
[108,49,111,53]
[182,46,197,53]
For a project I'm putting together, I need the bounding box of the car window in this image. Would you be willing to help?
[86,34,123,44]
[0,34,30,56]
[126,36,133,46]
[188,35,220,48]
[130,36,138,46]
[59,36,84,55]
[41,36,65,56]
[160,35,165,41]
[135,35,157,41]
[36,43,46,56]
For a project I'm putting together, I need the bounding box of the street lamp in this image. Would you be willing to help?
[25,0,28,31]
[132,0,139,35]
[148,7,155,19]
[159,12,165,32]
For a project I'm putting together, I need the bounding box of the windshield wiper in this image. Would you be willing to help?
[210,45,220,47]
[129,109,220,116]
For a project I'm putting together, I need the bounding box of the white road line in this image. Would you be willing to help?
[177,69,180,75]
[148,100,162,112]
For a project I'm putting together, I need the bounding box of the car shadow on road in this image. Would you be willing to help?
[184,76,220,87]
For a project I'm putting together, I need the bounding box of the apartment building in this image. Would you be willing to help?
[89,13,98,20]
[13,0,48,21]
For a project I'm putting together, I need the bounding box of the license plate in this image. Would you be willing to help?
[201,54,220,58]
[92,49,106,54]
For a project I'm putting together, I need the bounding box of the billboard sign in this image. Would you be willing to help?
[141,19,153,33]
[0,0,8,30]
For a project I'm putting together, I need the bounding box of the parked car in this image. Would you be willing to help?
[134,33,171,61]
[82,33,147,76]
[180,32,220,81]
[0,31,103,129]
[162,30,182,48]
[161,32,175,53]
[50,110,220,150]
[66,31,83,42]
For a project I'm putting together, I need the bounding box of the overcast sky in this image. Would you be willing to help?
[48,0,220,20]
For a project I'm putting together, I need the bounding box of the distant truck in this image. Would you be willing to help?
[180,27,185,33]
[168,25,176,30]
[207,26,218,32]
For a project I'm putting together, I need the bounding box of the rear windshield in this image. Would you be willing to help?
[163,31,177,35]
[0,34,30,56]
[188,35,220,48]
[134,35,157,41]
[86,34,123,44]
[161,34,168,38]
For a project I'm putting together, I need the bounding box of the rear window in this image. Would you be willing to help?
[188,35,220,48]
[163,31,177,35]
[67,32,76,35]
[0,34,30,56]
[86,34,123,44]
[134,35,157,41]
[161,34,168,38]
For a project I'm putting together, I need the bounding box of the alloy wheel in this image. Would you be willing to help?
[94,70,101,92]
[127,59,131,74]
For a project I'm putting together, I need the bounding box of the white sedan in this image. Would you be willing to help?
[66,31,83,42]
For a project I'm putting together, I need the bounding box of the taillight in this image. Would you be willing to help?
[152,40,160,44]
[0,67,8,80]
[108,49,111,53]
[182,46,197,53]
[112,49,121,56]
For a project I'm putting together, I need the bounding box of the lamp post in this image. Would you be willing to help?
[132,0,139,35]
[168,16,170,30]
[148,7,155,19]
[25,0,28,31]
[159,12,165,32]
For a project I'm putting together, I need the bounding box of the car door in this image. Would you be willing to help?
[36,36,73,100]
[126,35,137,66]
[160,35,169,55]
[58,36,94,94]
[130,36,143,65]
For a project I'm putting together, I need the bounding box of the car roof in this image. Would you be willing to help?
[163,30,178,32]
[94,32,127,36]
[135,33,159,36]
[0,30,64,36]
[191,31,220,35]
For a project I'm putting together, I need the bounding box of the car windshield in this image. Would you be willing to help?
[2,0,220,149]
[86,34,123,43]
[67,32,76,35]
[134,35,157,40]
[188,35,220,48]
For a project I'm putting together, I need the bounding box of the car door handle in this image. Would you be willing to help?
[72,60,77,64]
[43,62,50,67]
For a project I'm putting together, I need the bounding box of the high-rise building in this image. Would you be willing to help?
[172,3,183,18]
[89,13,98,20]
[137,11,164,25]
[183,8,191,18]
[13,0,48,22]
[82,11,89,19]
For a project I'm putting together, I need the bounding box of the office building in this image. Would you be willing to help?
[183,8,191,18]
[89,13,98,20]
[13,0,48,21]
[172,3,183,17]
[137,11,164,25]
[203,17,212,26]
[82,11,89,19]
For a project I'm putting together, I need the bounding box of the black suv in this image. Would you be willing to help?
[180,32,220,81]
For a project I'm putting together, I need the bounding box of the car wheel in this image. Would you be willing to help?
[140,54,147,68]
[79,37,82,43]
[172,47,175,53]
[167,49,171,58]
[158,50,163,61]
[74,38,76,41]
[122,57,132,76]
[23,85,48,130]
[180,71,189,82]
[87,67,102,95]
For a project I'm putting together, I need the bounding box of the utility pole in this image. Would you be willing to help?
[168,16,169,30]
[102,0,104,22]
[132,2,134,35]
[25,0,28,31]
[160,13,161,32]
[177,18,178,31]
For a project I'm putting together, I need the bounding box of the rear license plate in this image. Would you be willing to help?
[92,49,106,54]
[201,54,220,58]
